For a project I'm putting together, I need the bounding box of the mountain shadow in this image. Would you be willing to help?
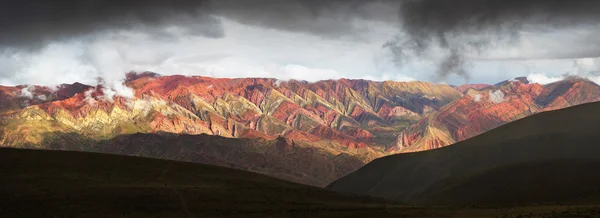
[328,101,600,205]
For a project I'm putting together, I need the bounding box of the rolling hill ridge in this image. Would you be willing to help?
[328,101,600,205]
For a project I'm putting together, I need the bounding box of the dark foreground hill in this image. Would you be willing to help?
[0,148,388,217]
[328,101,600,205]
[4,148,600,217]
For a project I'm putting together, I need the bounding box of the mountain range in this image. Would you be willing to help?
[395,76,600,152]
[5,102,600,217]
[1,72,599,186]
[9,146,596,218]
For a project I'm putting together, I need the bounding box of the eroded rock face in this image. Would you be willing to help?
[30,74,462,147]
[0,83,91,115]
[394,78,600,152]
[454,84,491,94]
[4,73,598,185]
[0,73,463,186]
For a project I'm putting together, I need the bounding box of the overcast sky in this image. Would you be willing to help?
[1,0,600,93]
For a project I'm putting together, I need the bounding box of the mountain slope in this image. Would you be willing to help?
[1,73,463,150]
[419,159,600,205]
[393,78,600,152]
[328,101,600,205]
[0,73,462,186]
[101,133,367,187]
[4,129,370,187]
[0,147,392,217]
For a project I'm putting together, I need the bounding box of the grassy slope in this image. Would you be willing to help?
[419,159,600,205]
[4,148,600,217]
[0,148,387,217]
[328,101,600,205]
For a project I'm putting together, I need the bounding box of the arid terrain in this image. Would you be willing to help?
[2,74,600,187]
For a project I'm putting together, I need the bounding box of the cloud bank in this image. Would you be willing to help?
[385,0,600,81]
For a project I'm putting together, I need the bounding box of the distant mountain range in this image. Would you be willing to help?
[1,72,599,186]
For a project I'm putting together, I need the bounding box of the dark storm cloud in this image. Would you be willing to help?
[212,0,400,37]
[399,0,600,35]
[387,0,600,80]
[0,0,400,50]
[0,0,221,49]
[3,0,600,49]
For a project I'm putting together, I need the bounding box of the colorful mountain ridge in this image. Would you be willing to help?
[1,72,599,186]
[394,77,600,152]
[0,72,461,186]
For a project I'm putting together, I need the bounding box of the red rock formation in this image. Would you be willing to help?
[3,73,600,186]
[4,73,599,156]
[394,78,600,152]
